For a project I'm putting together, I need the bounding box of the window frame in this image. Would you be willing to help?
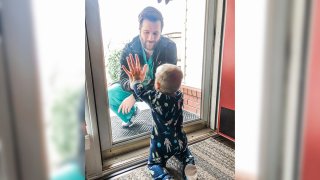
[85,32,103,177]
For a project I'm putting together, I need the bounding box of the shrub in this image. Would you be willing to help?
[106,49,122,83]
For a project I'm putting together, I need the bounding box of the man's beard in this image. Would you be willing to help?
[139,35,158,55]
[144,41,156,51]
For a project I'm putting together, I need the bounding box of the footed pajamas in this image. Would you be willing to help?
[132,82,195,180]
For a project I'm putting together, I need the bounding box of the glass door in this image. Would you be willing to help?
[85,0,221,161]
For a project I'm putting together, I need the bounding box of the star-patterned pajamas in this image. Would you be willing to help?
[132,82,195,180]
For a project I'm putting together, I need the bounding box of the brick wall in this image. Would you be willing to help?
[180,85,201,115]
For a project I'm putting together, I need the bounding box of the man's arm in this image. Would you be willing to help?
[119,47,132,91]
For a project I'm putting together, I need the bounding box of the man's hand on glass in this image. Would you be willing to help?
[118,94,136,114]
[119,54,147,114]
[122,53,148,84]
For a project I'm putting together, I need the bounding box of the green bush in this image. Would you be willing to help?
[51,89,81,161]
[106,49,122,83]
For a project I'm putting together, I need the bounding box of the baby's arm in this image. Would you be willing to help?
[131,81,155,105]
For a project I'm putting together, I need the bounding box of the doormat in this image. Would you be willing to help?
[111,109,200,142]
[111,137,235,179]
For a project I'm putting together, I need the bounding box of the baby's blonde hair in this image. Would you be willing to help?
[155,64,183,94]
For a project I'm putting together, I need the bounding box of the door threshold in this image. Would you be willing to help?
[89,128,216,180]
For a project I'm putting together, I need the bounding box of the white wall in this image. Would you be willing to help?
[184,0,206,89]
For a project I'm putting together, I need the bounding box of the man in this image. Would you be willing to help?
[108,6,177,127]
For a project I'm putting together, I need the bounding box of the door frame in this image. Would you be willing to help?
[85,0,225,177]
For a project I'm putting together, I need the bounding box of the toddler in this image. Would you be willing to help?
[122,54,197,180]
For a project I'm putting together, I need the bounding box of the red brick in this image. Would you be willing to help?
[191,90,197,96]
[180,86,186,93]
[182,85,199,91]
[183,104,197,114]
[184,94,197,101]
[188,99,200,108]
[187,89,193,95]
[183,88,188,94]
[180,85,202,98]
[197,97,201,103]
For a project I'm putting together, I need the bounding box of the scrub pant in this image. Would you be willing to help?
[107,83,137,123]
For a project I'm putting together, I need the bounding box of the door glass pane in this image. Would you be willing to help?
[98,0,205,143]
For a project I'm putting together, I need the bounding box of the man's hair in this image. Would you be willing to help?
[155,64,183,94]
[138,6,164,31]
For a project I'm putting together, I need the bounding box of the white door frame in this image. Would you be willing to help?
[85,0,225,177]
